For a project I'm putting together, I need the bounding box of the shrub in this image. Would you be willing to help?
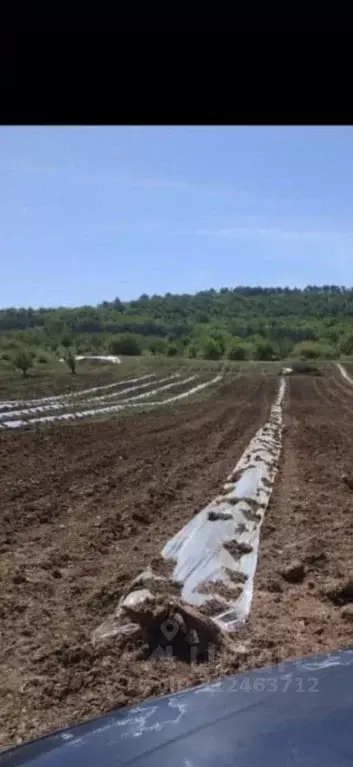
[291,341,336,360]
[200,338,223,360]
[252,340,276,361]
[149,338,167,355]
[37,351,50,364]
[227,340,251,360]
[109,334,143,356]
[186,343,198,358]
[339,334,353,356]
[290,362,322,376]
[166,343,180,357]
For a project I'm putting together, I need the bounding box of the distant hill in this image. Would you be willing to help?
[1,286,353,361]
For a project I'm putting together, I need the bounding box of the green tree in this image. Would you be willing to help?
[61,333,73,349]
[12,348,33,377]
[3,285,353,362]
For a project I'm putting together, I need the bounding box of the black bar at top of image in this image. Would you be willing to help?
[0,88,351,126]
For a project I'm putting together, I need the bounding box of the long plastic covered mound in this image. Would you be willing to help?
[160,378,286,630]
[1,648,353,766]
[0,373,156,411]
[0,375,182,421]
[0,376,222,430]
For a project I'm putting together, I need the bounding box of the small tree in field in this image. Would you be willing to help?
[12,348,33,377]
[61,333,73,349]
[65,349,76,375]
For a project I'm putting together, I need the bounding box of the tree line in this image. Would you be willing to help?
[2,285,353,370]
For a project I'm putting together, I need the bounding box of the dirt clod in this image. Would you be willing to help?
[341,604,353,621]
[341,473,353,490]
[208,509,233,521]
[197,579,243,602]
[305,551,328,570]
[325,577,353,605]
[242,507,262,524]
[12,571,27,585]
[223,540,253,559]
[268,579,283,594]
[198,598,229,617]
[281,561,305,584]
[122,595,224,660]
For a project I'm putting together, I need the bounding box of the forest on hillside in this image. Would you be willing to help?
[1,286,353,365]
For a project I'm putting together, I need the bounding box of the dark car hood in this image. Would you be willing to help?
[2,648,353,767]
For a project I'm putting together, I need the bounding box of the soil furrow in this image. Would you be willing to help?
[243,374,353,671]
[0,376,275,748]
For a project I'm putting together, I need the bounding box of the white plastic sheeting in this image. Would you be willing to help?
[59,354,121,365]
[120,378,286,633]
[0,374,156,412]
[74,355,121,364]
[0,374,221,430]
[337,362,353,384]
[0,374,181,421]
[142,375,223,406]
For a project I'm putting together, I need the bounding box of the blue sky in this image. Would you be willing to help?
[1,126,353,308]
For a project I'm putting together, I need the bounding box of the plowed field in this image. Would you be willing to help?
[1,367,353,749]
[0,374,275,747]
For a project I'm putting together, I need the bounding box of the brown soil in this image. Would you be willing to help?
[4,370,353,750]
[0,375,274,748]
[246,374,353,670]
[147,371,210,404]
[197,578,243,601]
